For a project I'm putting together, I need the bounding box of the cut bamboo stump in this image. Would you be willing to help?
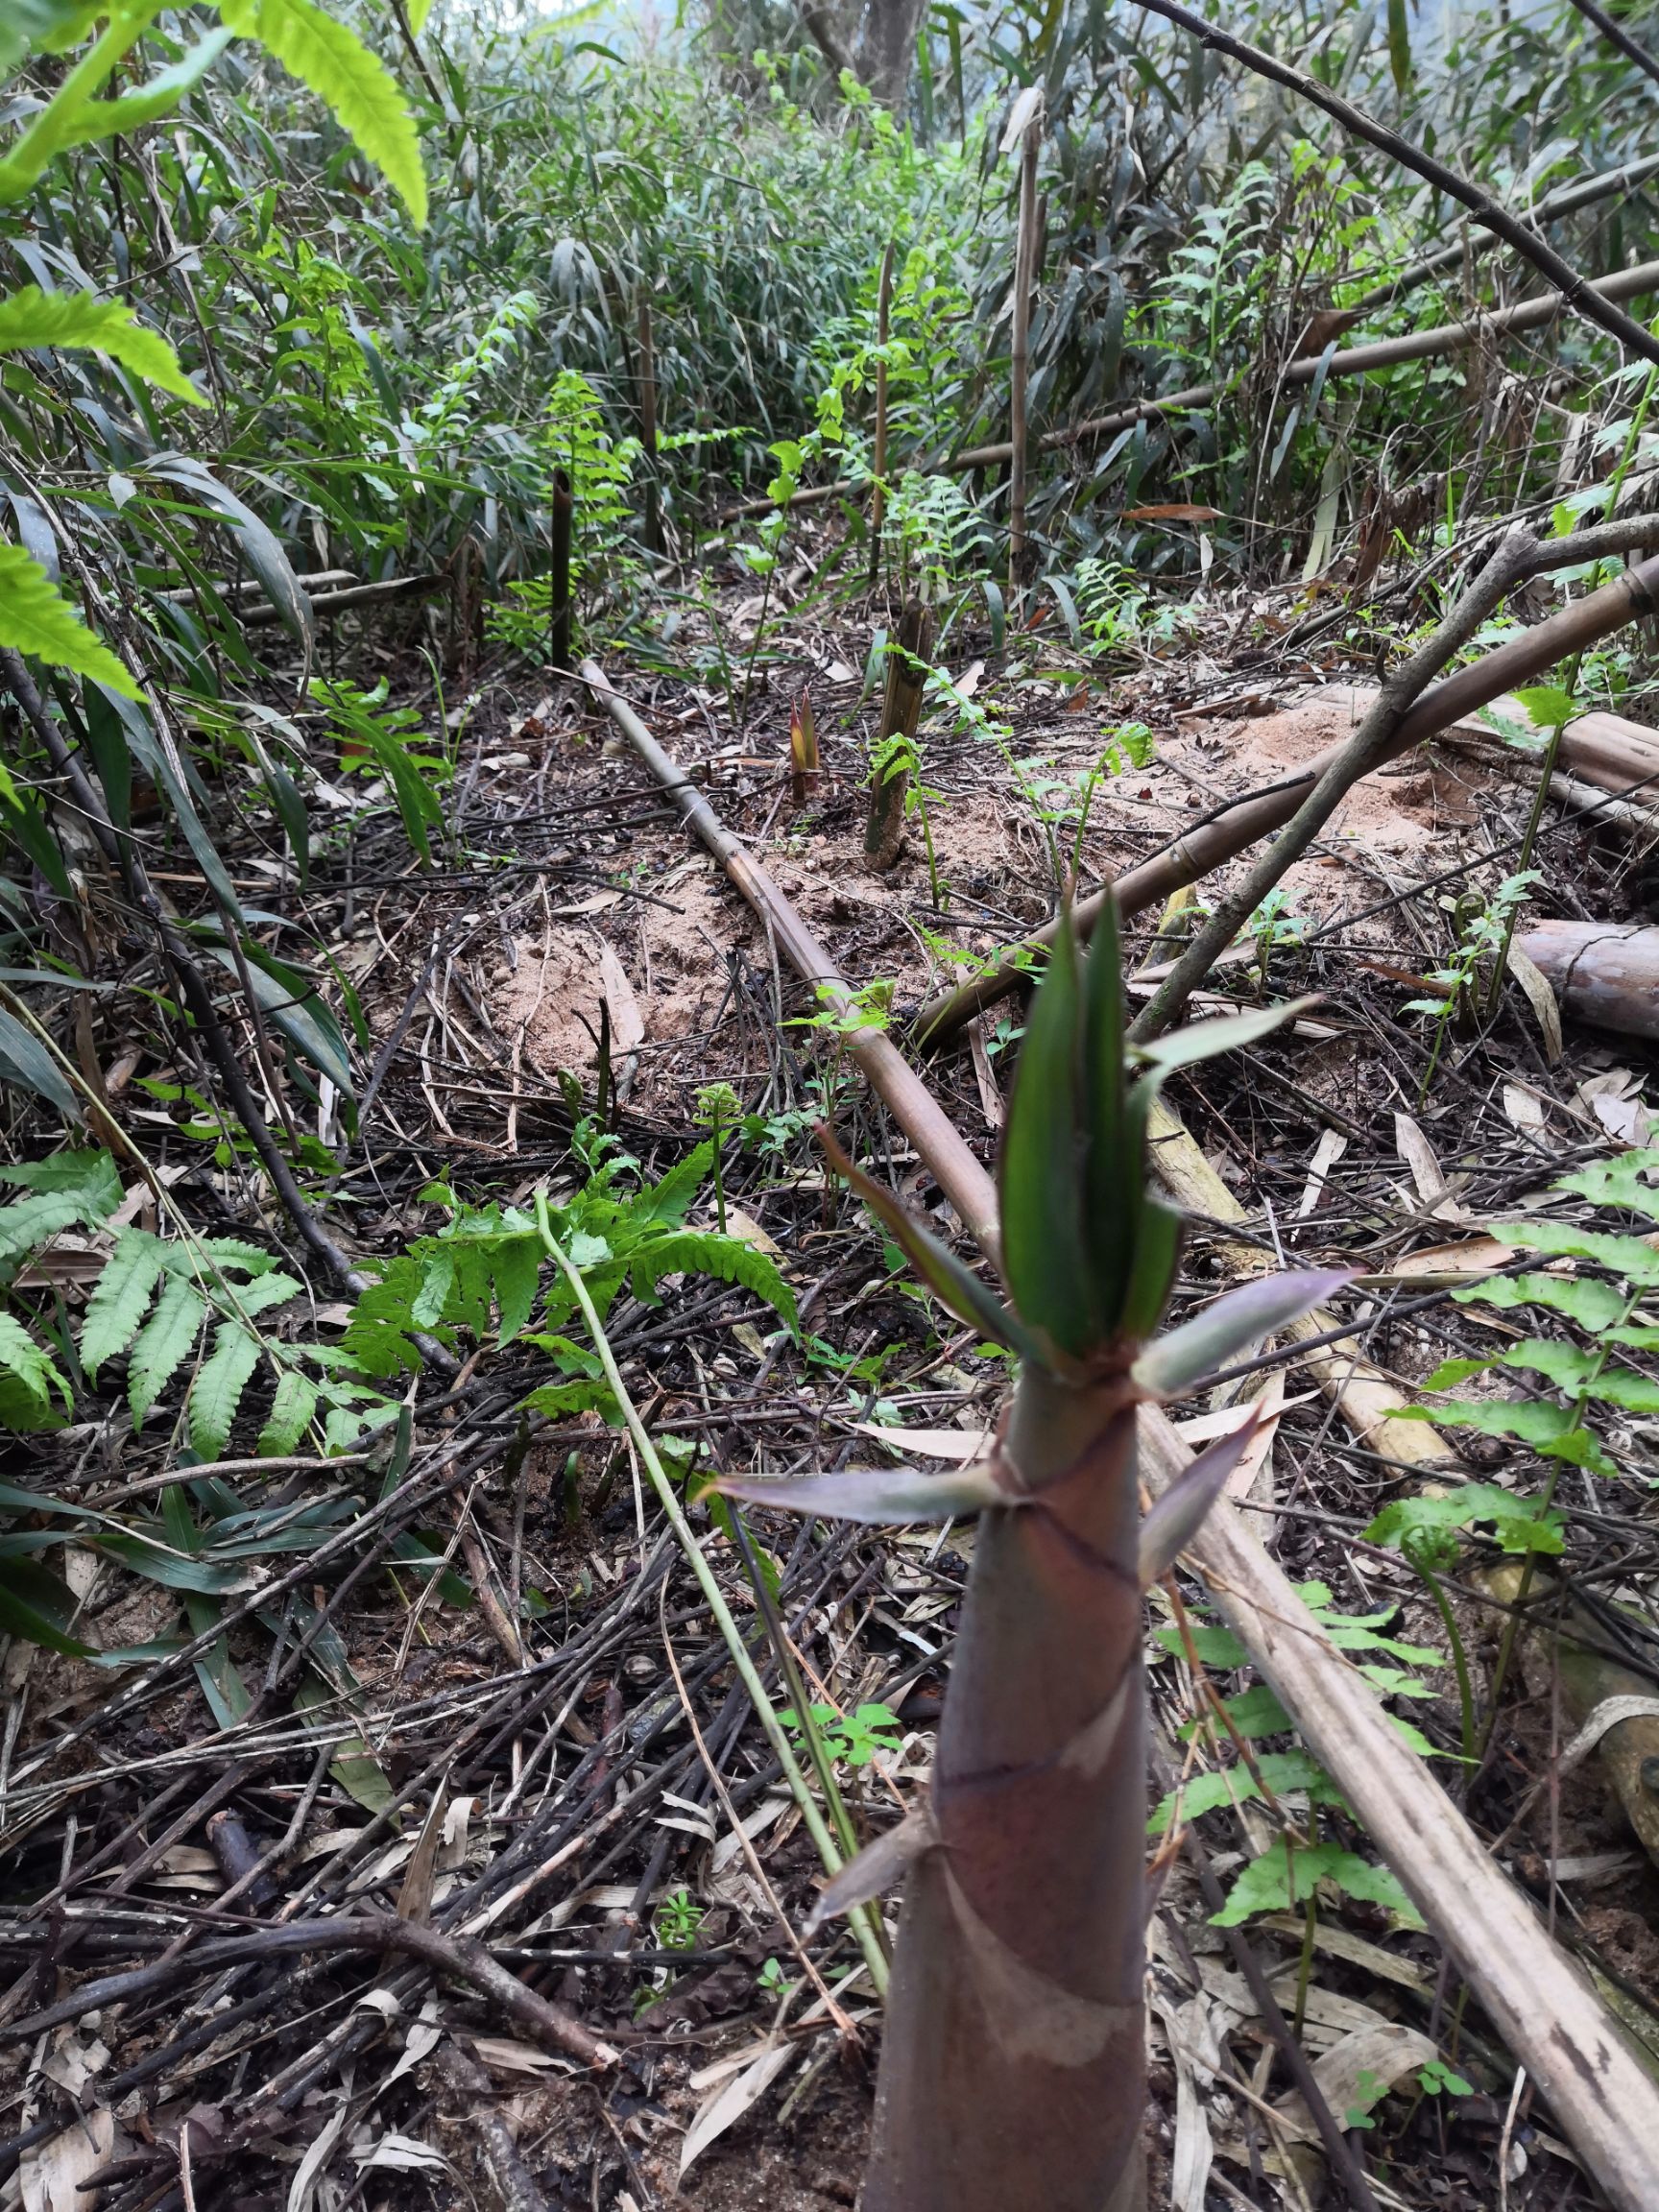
[579,658,1659,2212]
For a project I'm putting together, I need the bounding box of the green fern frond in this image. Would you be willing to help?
[81,1228,167,1377]
[522,1376,621,1423]
[188,1324,264,1457]
[259,1366,319,1455]
[629,1232,798,1332]
[633,1141,716,1230]
[215,0,427,226]
[0,1311,70,1429]
[129,1274,207,1424]
[0,1149,123,1261]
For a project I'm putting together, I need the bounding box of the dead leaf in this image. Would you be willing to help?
[1122,503,1221,522]
[1296,1128,1348,1218]
[679,2042,797,2178]
[1503,1081,1547,1132]
[1506,943,1563,1063]
[1393,1114,1468,1222]
[395,1779,448,1926]
[720,1206,781,1256]
[595,941,644,1052]
[1274,2022,1436,2143]
[21,2107,115,2212]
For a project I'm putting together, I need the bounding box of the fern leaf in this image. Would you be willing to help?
[339,1256,436,1379]
[493,1232,541,1341]
[523,1377,621,1423]
[629,1231,798,1331]
[0,1311,70,1429]
[633,1141,716,1231]
[222,1270,302,1322]
[259,1366,319,1455]
[0,284,204,403]
[0,1150,120,1203]
[215,0,427,226]
[0,543,139,697]
[0,1190,89,1262]
[129,1274,207,1424]
[188,1323,263,1457]
[81,1228,167,1377]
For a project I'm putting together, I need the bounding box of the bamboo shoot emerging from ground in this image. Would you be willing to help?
[720,903,1340,2209]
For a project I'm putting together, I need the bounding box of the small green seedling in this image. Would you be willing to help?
[1418,2057,1475,2099]
[655,1887,705,1951]
[781,1700,902,1767]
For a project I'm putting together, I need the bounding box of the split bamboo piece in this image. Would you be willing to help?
[581,656,1659,2212]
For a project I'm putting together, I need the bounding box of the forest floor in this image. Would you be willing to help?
[7,544,1659,2212]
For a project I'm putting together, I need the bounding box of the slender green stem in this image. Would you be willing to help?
[534,1201,890,1998]
[710,1111,727,1235]
[1410,1549,1477,1767]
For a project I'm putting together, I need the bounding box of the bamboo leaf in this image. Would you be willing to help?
[1138,1408,1267,1586]
[1131,997,1319,1077]
[818,1124,1033,1356]
[0,284,204,403]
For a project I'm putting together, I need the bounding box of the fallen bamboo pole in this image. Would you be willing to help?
[718,256,1659,517]
[581,655,1659,2212]
[915,544,1659,1045]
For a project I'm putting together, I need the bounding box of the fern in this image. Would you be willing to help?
[0,542,140,697]
[0,284,204,403]
[1398,1148,1659,1484]
[0,1310,70,1428]
[215,0,427,227]
[626,1230,796,1326]
[0,1155,394,1455]
[190,1325,264,1458]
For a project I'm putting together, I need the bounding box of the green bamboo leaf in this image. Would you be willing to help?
[1132,1269,1349,1400]
[216,0,428,226]
[0,1557,93,1655]
[0,285,204,403]
[1386,0,1411,97]
[81,1228,167,1377]
[1117,1190,1183,1342]
[0,1003,81,1118]
[998,912,1098,1354]
[188,1324,263,1457]
[0,543,139,698]
[1131,997,1320,1077]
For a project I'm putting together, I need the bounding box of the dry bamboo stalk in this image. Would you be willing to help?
[1511,920,1659,1040]
[870,241,895,586]
[637,292,660,556]
[1141,1412,1659,2212]
[915,546,1659,1044]
[1006,108,1042,597]
[582,653,1659,2210]
[549,469,573,671]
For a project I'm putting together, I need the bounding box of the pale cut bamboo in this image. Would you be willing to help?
[582,656,1659,2211]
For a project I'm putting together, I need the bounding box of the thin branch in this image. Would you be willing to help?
[1567,0,1659,91]
[1129,0,1659,369]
